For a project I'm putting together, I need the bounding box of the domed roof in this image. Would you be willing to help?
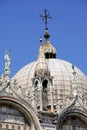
[12,28,87,112]
[13,59,87,87]
[12,58,87,111]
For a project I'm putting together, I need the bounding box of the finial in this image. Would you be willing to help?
[40,9,52,30]
[39,36,42,44]
[44,28,50,41]
[4,49,11,78]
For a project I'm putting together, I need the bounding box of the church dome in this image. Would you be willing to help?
[13,59,87,88]
[12,28,87,112]
[2,9,87,130]
[12,58,87,111]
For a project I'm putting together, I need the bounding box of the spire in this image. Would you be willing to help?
[38,40,44,60]
[34,42,50,77]
[4,50,11,78]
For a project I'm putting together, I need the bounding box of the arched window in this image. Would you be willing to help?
[45,52,56,59]
[53,53,56,58]
[50,53,53,58]
[45,52,49,59]
[0,104,31,130]
[42,79,48,88]
[61,116,87,130]
[42,79,48,110]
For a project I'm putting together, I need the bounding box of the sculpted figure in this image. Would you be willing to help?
[4,50,11,71]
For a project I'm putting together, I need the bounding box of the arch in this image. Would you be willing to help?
[42,79,48,110]
[42,79,48,88]
[45,52,49,59]
[0,96,41,130]
[50,53,53,58]
[57,108,87,130]
[53,53,56,58]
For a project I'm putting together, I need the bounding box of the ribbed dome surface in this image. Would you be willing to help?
[13,59,87,87]
[12,59,87,111]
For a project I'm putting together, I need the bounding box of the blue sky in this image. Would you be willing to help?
[0,0,87,77]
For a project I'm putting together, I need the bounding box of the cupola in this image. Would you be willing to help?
[43,28,56,59]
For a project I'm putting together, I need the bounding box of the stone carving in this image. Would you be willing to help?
[4,50,11,78]
[0,74,5,87]
[4,50,11,71]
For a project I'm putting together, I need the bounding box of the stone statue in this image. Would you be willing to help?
[4,50,11,71]
[4,50,11,78]
[72,65,79,83]
[72,65,79,97]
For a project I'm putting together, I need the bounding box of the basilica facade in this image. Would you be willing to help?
[0,11,87,130]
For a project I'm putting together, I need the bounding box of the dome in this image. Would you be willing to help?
[12,26,87,112]
[12,27,87,112]
[12,58,87,111]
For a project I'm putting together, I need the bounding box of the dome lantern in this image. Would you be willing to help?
[40,10,57,59]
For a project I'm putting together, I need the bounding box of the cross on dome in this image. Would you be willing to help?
[40,9,52,29]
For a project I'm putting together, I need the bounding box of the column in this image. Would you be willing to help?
[50,80,54,112]
[31,86,36,109]
[39,80,43,111]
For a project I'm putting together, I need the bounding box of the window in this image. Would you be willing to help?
[61,116,87,130]
[72,126,76,130]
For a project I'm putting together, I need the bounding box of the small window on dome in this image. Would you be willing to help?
[45,52,56,59]
[53,53,56,58]
[45,53,49,59]
[50,53,52,58]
